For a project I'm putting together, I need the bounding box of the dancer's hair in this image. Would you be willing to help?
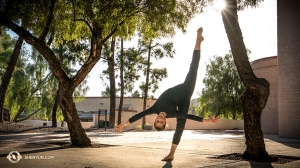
[154,122,166,131]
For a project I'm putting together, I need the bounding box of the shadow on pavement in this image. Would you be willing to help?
[249,161,274,168]
[162,161,173,168]
[0,146,64,158]
[264,134,300,149]
[87,132,123,138]
[191,129,245,135]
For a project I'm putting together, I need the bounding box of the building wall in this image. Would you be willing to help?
[251,56,278,134]
[277,0,300,139]
[75,97,156,113]
[76,97,157,127]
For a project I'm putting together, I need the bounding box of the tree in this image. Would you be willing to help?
[0,29,23,122]
[101,38,117,127]
[221,0,269,160]
[137,39,175,128]
[117,39,125,125]
[197,52,245,119]
[1,0,205,146]
[116,42,142,124]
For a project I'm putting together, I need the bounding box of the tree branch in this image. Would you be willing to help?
[71,0,93,32]
[102,20,125,43]
[29,73,52,97]
[38,0,56,42]
[47,31,54,46]
[74,18,93,33]
[0,17,70,82]
[15,108,42,122]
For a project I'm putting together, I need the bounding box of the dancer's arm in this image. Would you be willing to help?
[172,113,219,123]
[115,107,154,132]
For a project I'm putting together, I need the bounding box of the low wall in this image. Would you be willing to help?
[20,114,244,130]
[20,120,93,129]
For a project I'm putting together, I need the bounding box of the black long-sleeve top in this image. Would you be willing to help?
[128,50,203,145]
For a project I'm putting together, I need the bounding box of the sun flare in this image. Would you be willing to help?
[214,0,226,11]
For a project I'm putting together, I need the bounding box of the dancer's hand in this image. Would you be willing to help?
[115,123,125,132]
[210,115,220,123]
[203,115,220,123]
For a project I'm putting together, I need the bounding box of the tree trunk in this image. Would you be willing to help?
[241,88,269,160]
[0,36,23,122]
[222,0,270,161]
[52,87,60,127]
[142,40,152,128]
[13,106,25,122]
[118,39,124,125]
[108,39,116,128]
[59,84,91,146]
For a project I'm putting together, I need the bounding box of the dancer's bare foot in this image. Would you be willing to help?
[197,27,204,41]
[161,155,174,161]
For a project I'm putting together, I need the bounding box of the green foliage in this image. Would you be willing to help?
[131,90,140,97]
[101,86,111,97]
[0,29,15,74]
[189,103,197,115]
[116,43,142,95]
[100,39,141,97]
[137,39,175,98]
[197,51,246,119]
[1,36,89,121]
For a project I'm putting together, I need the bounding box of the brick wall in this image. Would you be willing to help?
[277,0,300,138]
[251,56,278,134]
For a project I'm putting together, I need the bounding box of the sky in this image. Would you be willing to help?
[85,0,277,99]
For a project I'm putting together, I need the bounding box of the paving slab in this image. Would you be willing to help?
[0,130,299,168]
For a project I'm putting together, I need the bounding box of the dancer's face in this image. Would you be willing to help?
[154,114,166,127]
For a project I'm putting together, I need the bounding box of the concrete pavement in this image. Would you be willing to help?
[0,130,300,168]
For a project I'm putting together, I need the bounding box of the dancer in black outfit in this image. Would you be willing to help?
[116,27,219,161]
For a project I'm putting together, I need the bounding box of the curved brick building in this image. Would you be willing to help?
[252,56,278,134]
[277,0,300,139]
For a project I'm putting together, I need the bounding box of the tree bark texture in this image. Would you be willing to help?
[59,84,91,146]
[108,39,116,128]
[142,41,152,128]
[0,36,23,122]
[118,39,124,125]
[52,87,60,127]
[221,0,270,160]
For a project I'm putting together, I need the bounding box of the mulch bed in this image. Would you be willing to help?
[213,153,300,164]
[0,122,69,133]
[0,122,152,133]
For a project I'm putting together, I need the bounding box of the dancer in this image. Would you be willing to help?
[116,27,219,161]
